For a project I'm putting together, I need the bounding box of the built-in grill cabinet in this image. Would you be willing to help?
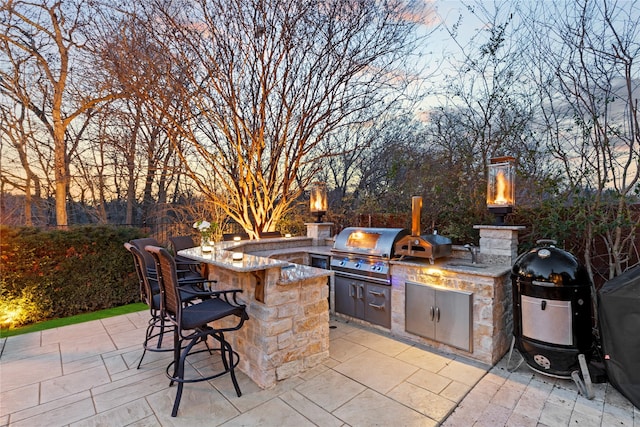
[331,227,409,329]
[335,275,391,328]
[405,281,473,351]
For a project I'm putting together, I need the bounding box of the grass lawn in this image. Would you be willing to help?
[0,303,147,338]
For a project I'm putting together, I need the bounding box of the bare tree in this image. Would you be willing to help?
[416,0,547,239]
[92,11,206,227]
[131,0,425,238]
[0,0,122,227]
[529,0,640,281]
[0,101,43,225]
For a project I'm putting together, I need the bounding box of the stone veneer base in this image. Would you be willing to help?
[208,266,330,389]
[388,263,513,365]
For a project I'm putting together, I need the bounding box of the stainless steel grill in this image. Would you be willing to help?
[331,227,409,284]
[331,227,409,328]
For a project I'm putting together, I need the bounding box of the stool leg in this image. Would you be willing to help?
[224,339,242,397]
[169,329,180,387]
[171,337,199,417]
[156,316,165,349]
[137,317,156,369]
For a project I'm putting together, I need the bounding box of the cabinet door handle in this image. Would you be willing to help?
[429,306,434,321]
[369,290,384,297]
[357,284,364,299]
[349,283,356,297]
[435,307,440,322]
[368,302,384,310]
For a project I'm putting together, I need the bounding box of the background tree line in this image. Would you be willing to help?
[1,0,638,287]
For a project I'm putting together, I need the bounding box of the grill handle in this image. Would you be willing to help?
[532,280,555,287]
[536,239,557,246]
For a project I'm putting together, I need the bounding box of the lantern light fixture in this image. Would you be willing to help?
[487,156,516,225]
[310,182,328,223]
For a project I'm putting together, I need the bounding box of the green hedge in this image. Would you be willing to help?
[0,225,146,327]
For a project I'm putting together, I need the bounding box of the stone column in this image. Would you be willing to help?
[474,225,526,266]
[305,222,333,245]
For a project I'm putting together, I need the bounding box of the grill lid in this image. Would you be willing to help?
[512,241,590,287]
[332,227,409,259]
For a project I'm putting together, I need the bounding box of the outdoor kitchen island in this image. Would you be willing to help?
[178,237,333,389]
[178,224,521,389]
[331,224,523,366]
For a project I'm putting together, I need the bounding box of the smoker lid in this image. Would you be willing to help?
[511,243,590,287]
[332,227,409,258]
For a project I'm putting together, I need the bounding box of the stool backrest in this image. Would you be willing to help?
[145,245,182,321]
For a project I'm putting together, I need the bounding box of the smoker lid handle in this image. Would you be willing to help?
[536,239,557,246]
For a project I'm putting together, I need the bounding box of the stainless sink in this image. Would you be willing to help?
[446,262,487,269]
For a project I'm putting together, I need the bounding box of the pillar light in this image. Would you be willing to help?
[310,182,328,223]
[487,156,516,225]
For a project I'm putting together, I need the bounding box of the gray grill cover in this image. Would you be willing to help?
[598,264,640,409]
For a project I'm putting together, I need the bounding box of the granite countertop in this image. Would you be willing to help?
[390,257,511,277]
[249,245,333,258]
[178,246,289,272]
[179,240,511,279]
[278,263,333,284]
[178,243,334,280]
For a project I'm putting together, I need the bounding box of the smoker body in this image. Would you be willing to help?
[511,243,593,378]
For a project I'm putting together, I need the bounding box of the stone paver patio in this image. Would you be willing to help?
[1,312,637,426]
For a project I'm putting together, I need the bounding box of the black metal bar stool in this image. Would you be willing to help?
[145,245,248,417]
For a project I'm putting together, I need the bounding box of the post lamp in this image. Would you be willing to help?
[310,182,328,223]
[487,156,516,225]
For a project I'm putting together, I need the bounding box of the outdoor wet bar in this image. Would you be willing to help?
[178,237,333,389]
[388,224,525,365]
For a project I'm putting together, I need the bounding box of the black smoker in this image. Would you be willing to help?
[511,240,593,379]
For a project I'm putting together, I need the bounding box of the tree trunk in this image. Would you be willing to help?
[125,159,136,225]
[54,125,68,227]
[24,176,32,226]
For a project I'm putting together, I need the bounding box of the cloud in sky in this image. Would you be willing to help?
[399,0,441,26]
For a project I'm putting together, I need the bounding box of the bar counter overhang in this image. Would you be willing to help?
[178,238,333,389]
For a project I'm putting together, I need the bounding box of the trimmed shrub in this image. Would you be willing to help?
[0,225,146,328]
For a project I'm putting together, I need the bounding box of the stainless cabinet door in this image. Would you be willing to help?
[365,282,391,328]
[405,281,436,339]
[335,275,356,317]
[435,288,473,351]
